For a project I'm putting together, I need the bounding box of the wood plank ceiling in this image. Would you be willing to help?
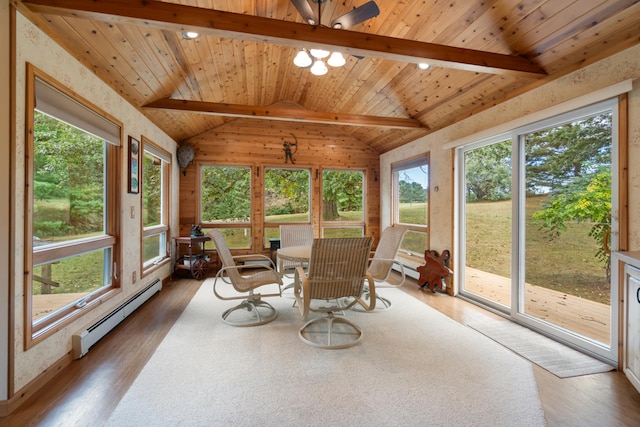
[17,0,640,154]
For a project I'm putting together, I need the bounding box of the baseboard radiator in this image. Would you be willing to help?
[72,279,162,359]
[393,263,420,280]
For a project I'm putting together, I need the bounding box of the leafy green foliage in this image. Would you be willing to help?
[399,180,427,203]
[533,169,611,264]
[525,114,611,195]
[527,113,612,275]
[143,153,162,227]
[264,168,310,218]
[466,112,613,281]
[465,140,511,202]
[322,170,363,220]
[201,165,251,222]
[33,111,105,239]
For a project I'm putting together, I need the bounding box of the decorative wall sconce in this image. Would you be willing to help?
[177,144,195,176]
[283,134,298,164]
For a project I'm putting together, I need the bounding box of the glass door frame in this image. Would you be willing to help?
[456,98,620,364]
[455,133,513,315]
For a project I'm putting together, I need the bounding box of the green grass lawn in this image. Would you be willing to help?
[466,197,610,304]
[34,197,609,304]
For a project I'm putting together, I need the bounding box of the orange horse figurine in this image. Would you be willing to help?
[417,250,453,293]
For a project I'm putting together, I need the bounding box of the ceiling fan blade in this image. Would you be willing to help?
[291,0,319,25]
[330,1,380,29]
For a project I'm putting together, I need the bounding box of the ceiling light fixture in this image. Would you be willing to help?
[310,59,329,76]
[294,48,346,75]
[181,31,200,40]
[418,62,431,70]
[291,0,378,76]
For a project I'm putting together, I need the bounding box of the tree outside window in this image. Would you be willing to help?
[142,140,170,270]
[322,169,364,237]
[263,167,311,244]
[200,165,252,248]
[29,72,119,343]
[392,156,429,261]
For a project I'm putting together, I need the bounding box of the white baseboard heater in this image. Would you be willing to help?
[72,278,162,359]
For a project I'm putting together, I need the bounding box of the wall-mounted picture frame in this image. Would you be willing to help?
[128,136,140,194]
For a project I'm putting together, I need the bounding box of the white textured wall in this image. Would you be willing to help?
[381,43,640,288]
[12,13,179,391]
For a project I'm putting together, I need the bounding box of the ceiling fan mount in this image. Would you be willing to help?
[292,0,379,29]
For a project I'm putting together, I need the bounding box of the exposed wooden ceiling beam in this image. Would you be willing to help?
[143,98,427,129]
[20,0,547,78]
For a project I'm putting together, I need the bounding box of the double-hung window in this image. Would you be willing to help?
[142,138,171,273]
[26,66,121,345]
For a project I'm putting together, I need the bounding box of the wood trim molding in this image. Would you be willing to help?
[2,351,73,416]
[618,93,629,252]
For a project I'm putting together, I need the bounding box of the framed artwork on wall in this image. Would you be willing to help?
[128,136,140,194]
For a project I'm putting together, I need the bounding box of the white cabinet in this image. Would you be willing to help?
[624,264,640,393]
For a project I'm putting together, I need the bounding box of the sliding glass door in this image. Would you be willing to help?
[518,106,616,353]
[458,99,618,363]
[460,137,513,311]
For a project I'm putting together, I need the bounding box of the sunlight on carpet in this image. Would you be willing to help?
[468,318,614,378]
[105,282,545,426]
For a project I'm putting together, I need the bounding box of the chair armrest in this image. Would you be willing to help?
[231,253,277,270]
[213,263,281,300]
[356,272,376,311]
[368,257,406,287]
[218,262,279,275]
[293,266,311,319]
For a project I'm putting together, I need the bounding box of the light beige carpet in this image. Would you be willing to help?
[105,282,545,426]
[468,318,614,378]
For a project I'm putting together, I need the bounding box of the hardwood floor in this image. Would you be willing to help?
[2,277,640,426]
[0,278,201,427]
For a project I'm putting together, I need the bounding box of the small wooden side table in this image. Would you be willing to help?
[173,235,211,280]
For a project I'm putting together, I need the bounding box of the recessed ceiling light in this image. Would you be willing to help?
[418,63,431,70]
[182,31,200,40]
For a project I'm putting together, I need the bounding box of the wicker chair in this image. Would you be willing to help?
[209,229,282,327]
[293,237,374,349]
[278,224,314,276]
[358,225,408,311]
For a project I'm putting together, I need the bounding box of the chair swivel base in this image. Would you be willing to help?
[221,299,277,327]
[347,290,391,313]
[298,313,363,349]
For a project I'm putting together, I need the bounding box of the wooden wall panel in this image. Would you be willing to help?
[178,118,381,255]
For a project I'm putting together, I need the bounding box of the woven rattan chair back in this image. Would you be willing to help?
[368,226,408,282]
[279,224,314,274]
[305,237,372,301]
[294,237,374,348]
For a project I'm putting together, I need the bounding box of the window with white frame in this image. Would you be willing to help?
[456,98,619,363]
[27,66,120,345]
[142,138,171,272]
